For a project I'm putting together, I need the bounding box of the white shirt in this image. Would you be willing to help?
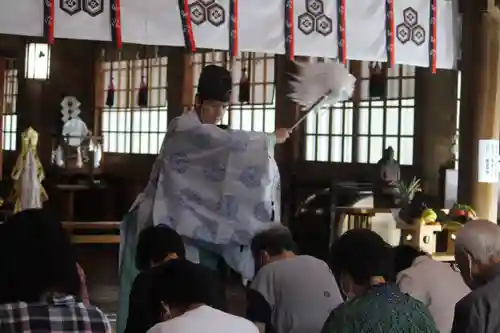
[147,305,259,333]
[397,255,470,333]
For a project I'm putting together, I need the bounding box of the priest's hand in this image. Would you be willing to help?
[275,128,291,144]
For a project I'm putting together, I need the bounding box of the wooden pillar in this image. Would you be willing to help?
[166,48,187,122]
[458,9,500,221]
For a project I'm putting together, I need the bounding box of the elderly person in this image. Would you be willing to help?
[451,219,500,333]
[248,226,342,333]
[394,245,469,333]
[321,229,438,333]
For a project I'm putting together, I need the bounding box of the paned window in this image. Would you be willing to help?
[2,59,18,151]
[99,54,168,154]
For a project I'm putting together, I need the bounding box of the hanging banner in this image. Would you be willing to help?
[392,0,430,68]
[238,0,285,54]
[0,0,459,69]
[0,0,43,37]
[478,139,500,184]
[293,0,338,58]
[119,0,147,45]
[344,0,385,63]
[436,0,458,70]
[54,0,112,41]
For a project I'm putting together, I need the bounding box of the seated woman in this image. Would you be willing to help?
[394,245,470,333]
[147,259,258,333]
[321,229,439,333]
[0,209,112,332]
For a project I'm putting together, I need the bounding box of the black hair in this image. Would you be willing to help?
[251,226,297,258]
[0,209,81,303]
[330,229,394,285]
[154,259,214,311]
[135,224,186,271]
[393,245,428,275]
[197,65,232,103]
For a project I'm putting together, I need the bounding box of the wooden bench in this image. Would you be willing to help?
[62,221,120,244]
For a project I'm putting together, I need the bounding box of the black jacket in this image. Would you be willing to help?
[124,259,227,333]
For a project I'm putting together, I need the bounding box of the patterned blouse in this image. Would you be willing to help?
[321,284,439,333]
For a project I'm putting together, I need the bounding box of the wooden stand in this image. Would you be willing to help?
[397,222,461,261]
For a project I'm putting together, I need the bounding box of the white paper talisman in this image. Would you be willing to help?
[478,139,500,183]
[55,0,112,41]
[0,0,43,37]
[239,0,285,54]
[344,0,385,62]
[293,0,338,58]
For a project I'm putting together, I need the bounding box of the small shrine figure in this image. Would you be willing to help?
[373,146,400,208]
[10,127,48,213]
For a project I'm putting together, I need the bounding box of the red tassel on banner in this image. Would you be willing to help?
[106,78,115,107]
[138,76,148,107]
[239,67,250,103]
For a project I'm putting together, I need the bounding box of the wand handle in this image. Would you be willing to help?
[290,92,331,131]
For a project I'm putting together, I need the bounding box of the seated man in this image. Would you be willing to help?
[394,245,469,333]
[125,225,226,333]
[452,220,500,333]
[0,209,111,332]
[147,259,258,333]
[247,226,343,333]
[321,229,438,333]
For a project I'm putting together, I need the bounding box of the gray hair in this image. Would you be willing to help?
[455,219,500,263]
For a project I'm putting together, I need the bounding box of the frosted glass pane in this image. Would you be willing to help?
[230,110,242,130]
[386,108,399,135]
[118,112,130,132]
[400,109,414,135]
[331,108,343,135]
[387,65,400,78]
[370,109,384,135]
[117,133,128,153]
[305,112,317,134]
[385,137,399,159]
[401,98,414,107]
[149,133,159,154]
[331,136,343,162]
[402,78,415,98]
[264,109,275,133]
[159,111,168,132]
[359,108,369,135]
[305,135,316,161]
[400,138,414,165]
[131,133,140,154]
[357,136,369,163]
[252,109,264,132]
[317,136,329,162]
[344,108,353,135]
[344,136,352,162]
[139,133,149,154]
[107,112,117,131]
[241,110,252,131]
[317,109,330,135]
[369,136,383,164]
[148,111,159,132]
[387,79,399,99]
[360,80,370,100]
[107,133,117,152]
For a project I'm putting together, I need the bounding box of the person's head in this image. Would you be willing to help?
[0,209,81,303]
[393,245,428,275]
[194,65,232,124]
[251,226,297,271]
[455,219,500,289]
[383,146,394,160]
[135,224,186,271]
[155,260,213,319]
[330,229,393,299]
